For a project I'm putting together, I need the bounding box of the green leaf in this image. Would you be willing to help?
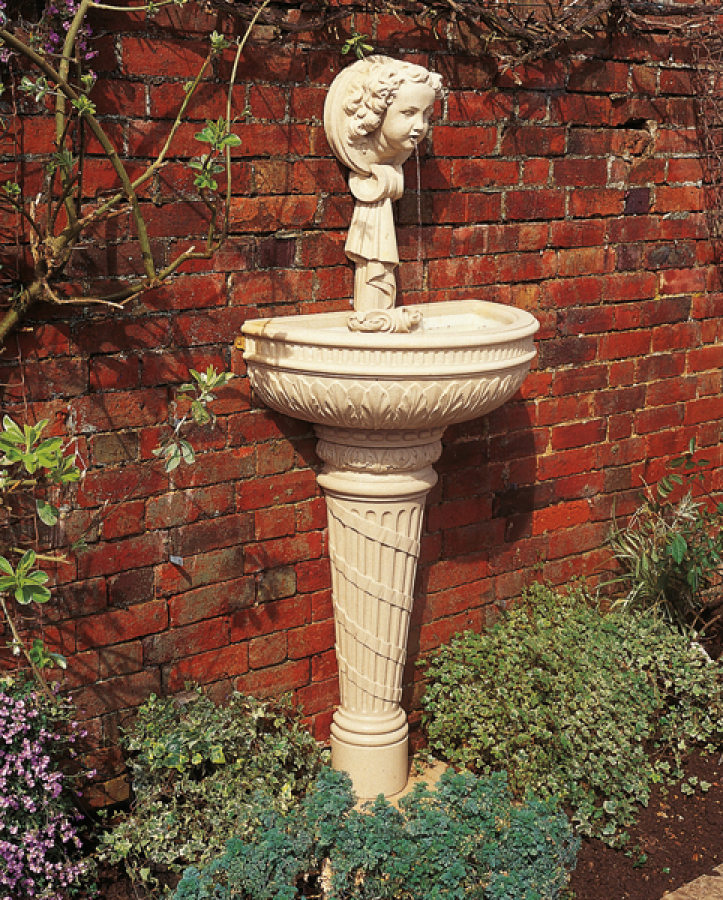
[16,581,51,605]
[667,533,687,565]
[37,499,59,526]
[71,95,97,116]
[190,399,211,426]
[164,444,182,473]
[29,639,67,669]
[17,549,37,576]
[2,415,24,443]
[210,745,226,765]
[180,440,195,465]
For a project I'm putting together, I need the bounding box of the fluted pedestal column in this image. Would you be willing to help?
[315,425,444,798]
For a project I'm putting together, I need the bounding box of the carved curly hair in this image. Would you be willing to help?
[342,56,444,143]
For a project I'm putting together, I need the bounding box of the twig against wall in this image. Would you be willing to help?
[693,27,723,272]
[206,0,723,65]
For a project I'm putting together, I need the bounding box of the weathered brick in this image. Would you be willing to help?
[90,432,140,466]
[107,567,155,608]
[238,470,318,511]
[170,513,253,557]
[432,126,497,157]
[247,630,288,669]
[156,546,245,596]
[144,617,231,666]
[532,499,591,536]
[569,60,630,94]
[170,448,255,490]
[77,464,168,508]
[287,619,335,659]
[76,600,168,651]
[311,648,337,683]
[73,670,162,719]
[506,189,565,221]
[551,418,607,451]
[165,644,249,693]
[684,397,723,426]
[501,126,566,157]
[295,559,331,594]
[168,576,254,627]
[447,90,514,123]
[635,404,685,434]
[244,533,324,573]
[571,188,624,218]
[145,484,236,530]
[78,532,165,579]
[257,566,297,603]
[102,500,146,540]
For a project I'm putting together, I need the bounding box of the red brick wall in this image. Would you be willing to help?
[2,4,722,798]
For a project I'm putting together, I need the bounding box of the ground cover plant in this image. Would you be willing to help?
[0,674,93,900]
[420,581,723,846]
[99,689,326,895]
[173,766,579,900]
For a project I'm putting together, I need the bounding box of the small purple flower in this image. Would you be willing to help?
[0,680,90,899]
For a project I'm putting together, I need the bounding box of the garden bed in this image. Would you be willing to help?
[88,751,723,900]
[570,750,723,900]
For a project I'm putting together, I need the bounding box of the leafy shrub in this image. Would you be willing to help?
[420,581,723,844]
[98,689,325,892]
[606,439,723,632]
[0,676,92,899]
[173,766,579,900]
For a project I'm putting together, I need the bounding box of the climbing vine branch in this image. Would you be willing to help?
[0,0,264,344]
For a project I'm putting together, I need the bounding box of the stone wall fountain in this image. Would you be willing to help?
[241,56,540,798]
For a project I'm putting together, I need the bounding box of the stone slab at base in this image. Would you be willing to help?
[662,866,723,899]
[331,734,409,799]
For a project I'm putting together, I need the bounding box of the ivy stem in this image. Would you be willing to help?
[0,593,54,702]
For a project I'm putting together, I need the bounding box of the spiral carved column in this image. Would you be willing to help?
[315,425,443,798]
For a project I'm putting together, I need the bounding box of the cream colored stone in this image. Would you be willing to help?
[242,58,540,800]
[323,55,444,317]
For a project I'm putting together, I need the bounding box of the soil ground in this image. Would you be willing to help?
[568,750,723,900]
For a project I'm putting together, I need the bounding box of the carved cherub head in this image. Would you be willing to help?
[324,55,445,175]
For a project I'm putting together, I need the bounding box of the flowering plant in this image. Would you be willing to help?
[0,676,93,899]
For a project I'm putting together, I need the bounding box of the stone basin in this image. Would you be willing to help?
[241,299,539,433]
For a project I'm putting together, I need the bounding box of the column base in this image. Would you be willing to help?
[331,732,409,799]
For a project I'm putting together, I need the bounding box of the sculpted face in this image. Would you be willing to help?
[377,81,437,161]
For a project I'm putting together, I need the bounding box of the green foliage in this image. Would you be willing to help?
[341,31,374,58]
[0,415,80,679]
[153,366,235,472]
[606,439,723,632]
[0,549,51,605]
[98,689,325,894]
[0,0,257,343]
[420,581,723,845]
[173,767,579,900]
[0,367,231,692]
[190,118,242,192]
